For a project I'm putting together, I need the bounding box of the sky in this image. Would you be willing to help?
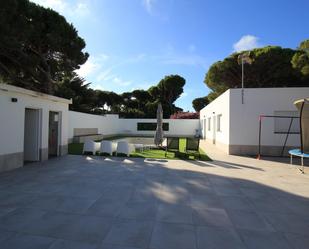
[31,0,309,111]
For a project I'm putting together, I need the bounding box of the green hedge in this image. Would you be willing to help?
[137,122,169,131]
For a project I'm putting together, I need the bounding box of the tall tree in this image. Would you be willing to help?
[154,75,185,117]
[55,75,96,113]
[204,46,305,101]
[0,0,88,94]
[291,39,309,82]
[192,96,209,111]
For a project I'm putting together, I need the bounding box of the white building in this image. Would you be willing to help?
[200,87,309,156]
[68,111,200,142]
[0,84,71,172]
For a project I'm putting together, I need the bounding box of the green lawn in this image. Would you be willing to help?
[68,138,211,161]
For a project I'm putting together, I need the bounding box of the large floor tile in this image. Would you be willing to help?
[118,201,158,220]
[0,208,46,232]
[249,196,293,214]
[28,195,98,214]
[227,210,275,231]
[0,191,37,207]
[196,226,246,249]
[1,233,55,249]
[239,229,293,249]
[284,233,309,249]
[213,186,244,197]
[190,193,222,209]
[219,196,254,211]
[192,207,233,228]
[156,203,192,224]
[22,211,79,238]
[48,239,99,249]
[100,244,142,249]
[0,230,17,243]
[103,219,153,248]
[87,198,126,218]
[55,215,114,243]
[261,212,309,236]
[150,222,196,249]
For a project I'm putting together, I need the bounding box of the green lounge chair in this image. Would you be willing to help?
[185,137,200,159]
[165,137,179,157]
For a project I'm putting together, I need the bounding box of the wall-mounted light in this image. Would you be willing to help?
[11,98,18,103]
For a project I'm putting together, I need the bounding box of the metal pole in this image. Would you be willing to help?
[241,58,244,104]
[281,117,294,156]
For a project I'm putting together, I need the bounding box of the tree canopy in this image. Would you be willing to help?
[195,41,309,104]
[0,0,88,94]
[54,74,186,118]
[192,96,209,112]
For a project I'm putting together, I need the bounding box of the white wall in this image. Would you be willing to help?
[199,87,309,155]
[68,112,200,139]
[199,90,230,150]
[229,87,309,147]
[117,118,200,136]
[0,84,70,169]
[68,111,120,139]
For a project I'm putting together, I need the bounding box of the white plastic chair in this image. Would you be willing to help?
[116,141,132,156]
[100,140,116,156]
[83,140,97,155]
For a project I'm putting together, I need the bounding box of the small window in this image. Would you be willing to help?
[207,117,211,131]
[217,114,222,132]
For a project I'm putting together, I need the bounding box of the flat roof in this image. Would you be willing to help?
[0,83,72,104]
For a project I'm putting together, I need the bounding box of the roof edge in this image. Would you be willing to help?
[0,83,72,104]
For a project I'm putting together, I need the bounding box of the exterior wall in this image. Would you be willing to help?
[199,90,230,153]
[68,112,200,140]
[117,118,200,137]
[200,87,309,156]
[68,111,120,142]
[229,87,309,155]
[0,84,70,172]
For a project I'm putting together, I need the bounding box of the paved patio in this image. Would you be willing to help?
[0,152,309,249]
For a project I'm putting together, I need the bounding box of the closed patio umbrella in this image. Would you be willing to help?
[294,98,309,153]
[154,103,164,146]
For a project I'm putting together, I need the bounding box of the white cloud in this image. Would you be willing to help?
[155,43,207,68]
[30,0,90,17]
[161,54,207,67]
[233,35,261,52]
[179,92,188,99]
[142,0,156,14]
[96,68,114,82]
[75,59,100,78]
[75,54,109,78]
[113,77,132,87]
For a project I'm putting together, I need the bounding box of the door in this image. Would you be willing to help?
[24,109,40,162]
[203,119,207,139]
[49,111,60,157]
[212,115,216,144]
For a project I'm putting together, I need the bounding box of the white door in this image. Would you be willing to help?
[24,109,40,161]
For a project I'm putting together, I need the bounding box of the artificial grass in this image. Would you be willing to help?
[68,138,211,161]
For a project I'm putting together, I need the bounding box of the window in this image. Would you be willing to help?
[217,114,222,132]
[207,117,211,131]
[274,111,299,134]
[137,122,169,131]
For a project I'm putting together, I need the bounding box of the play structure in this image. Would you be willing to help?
[257,114,300,158]
[289,98,309,173]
